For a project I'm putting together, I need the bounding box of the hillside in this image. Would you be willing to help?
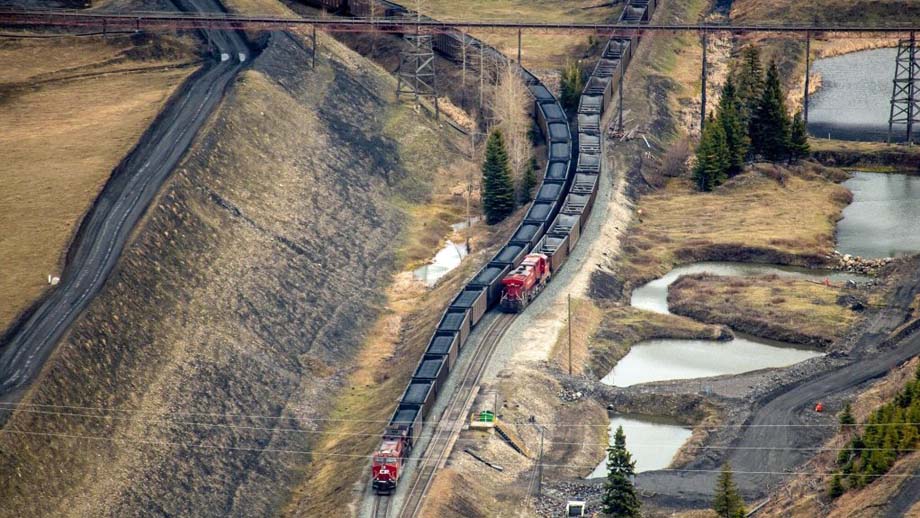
[0,28,476,516]
[0,32,199,334]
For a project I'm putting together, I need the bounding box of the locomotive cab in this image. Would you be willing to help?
[500,254,551,312]
[372,439,404,494]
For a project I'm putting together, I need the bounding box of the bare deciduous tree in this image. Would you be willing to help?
[489,64,530,187]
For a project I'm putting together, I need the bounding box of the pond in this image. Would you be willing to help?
[412,240,468,287]
[808,47,899,142]
[587,415,692,478]
[602,262,862,387]
[837,172,920,258]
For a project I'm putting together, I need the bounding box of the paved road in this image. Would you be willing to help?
[638,273,920,507]
[0,0,248,400]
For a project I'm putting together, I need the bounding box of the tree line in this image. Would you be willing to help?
[830,364,920,498]
[694,47,810,192]
[481,129,538,224]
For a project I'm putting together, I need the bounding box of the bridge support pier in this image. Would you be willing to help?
[700,29,708,131]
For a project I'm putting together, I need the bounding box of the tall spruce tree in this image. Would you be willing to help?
[713,463,746,518]
[789,110,810,162]
[481,129,516,224]
[735,46,764,124]
[602,426,641,517]
[560,60,584,113]
[693,113,730,192]
[750,61,791,162]
[717,76,749,176]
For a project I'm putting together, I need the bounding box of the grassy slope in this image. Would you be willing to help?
[668,274,870,347]
[0,33,198,332]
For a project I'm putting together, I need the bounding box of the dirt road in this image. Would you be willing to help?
[637,266,920,506]
[0,0,248,398]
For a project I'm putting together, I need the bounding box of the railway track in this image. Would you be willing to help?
[396,313,515,518]
[372,493,391,518]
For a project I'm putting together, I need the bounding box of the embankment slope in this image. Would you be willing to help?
[0,30,470,516]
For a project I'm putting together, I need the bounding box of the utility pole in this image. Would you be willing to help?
[467,131,474,252]
[311,25,317,69]
[537,426,544,495]
[700,29,708,131]
[517,28,522,65]
[803,30,811,124]
[567,294,572,376]
[479,43,485,110]
[617,57,624,133]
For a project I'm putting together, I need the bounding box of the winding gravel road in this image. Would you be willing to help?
[0,0,248,399]
[637,272,920,507]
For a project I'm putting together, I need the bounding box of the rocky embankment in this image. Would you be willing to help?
[831,250,892,275]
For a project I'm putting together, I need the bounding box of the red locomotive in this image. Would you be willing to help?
[371,438,405,493]
[500,253,551,312]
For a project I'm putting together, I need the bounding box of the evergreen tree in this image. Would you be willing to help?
[749,61,791,162]
[735,46,764,124]
[789,111,810,162]
[560,60,585,113]
[828,472,845,499]
[602,426,641,517]
[481,129,516,224]
[716,76,749,176]
[713,463,746,518]
[693,113,730,192]
[519,156,538,203]
[839,402,856,429]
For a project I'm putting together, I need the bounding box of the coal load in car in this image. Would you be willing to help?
[576,152,601,174]
[450,288,488,326]
[468,263,512,306]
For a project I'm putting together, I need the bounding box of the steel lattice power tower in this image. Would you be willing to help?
[888,33,920,143]
[396,31,439,118]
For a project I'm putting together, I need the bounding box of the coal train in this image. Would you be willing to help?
[292,0,659,494]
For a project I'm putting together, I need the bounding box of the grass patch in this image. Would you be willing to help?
[421,0,620,70]
[0,34,197,332]
[669,274,878,347]
[617,164,852,291]
[811,138,920,173]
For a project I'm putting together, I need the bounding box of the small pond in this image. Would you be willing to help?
[587,415,692,478]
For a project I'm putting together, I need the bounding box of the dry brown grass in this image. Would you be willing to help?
[618,165,852,288]
[421,0,619,71]
[0,35,197,332]
[669,274,875,346]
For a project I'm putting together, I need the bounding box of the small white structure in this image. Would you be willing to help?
[238,52,247,62]
[566,500,586,517]
[48,275,60,286]
[220,52,230,62]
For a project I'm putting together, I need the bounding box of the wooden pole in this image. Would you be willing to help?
[803,30,811,124]
[517,28,522,64]
[700,29,708,131]
[567,294,572,376]
[479,44,484,110]
[312,25,317,69]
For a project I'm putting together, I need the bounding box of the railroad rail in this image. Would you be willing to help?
[1,7,919,34]
[372,493,391,518]
[396,313,515,518]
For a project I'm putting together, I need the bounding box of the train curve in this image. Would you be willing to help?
[344,0,659,511]
[0,0,249,400]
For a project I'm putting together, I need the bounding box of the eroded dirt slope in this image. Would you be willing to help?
[0,31,470,516]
